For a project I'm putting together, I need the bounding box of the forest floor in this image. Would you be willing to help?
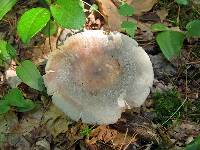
[0,0,200,150]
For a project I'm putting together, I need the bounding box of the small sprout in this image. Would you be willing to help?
[89,4,98,12]
[80,126,93,137]
[118,3,134,17]
[121,21,137,37]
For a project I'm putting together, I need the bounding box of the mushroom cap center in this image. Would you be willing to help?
[69,48,121,93]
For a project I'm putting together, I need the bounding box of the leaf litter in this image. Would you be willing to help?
[0,0,200,149]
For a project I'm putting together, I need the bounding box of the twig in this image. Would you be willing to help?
[186,60,200,65]
[123,133,137,150]
[119,128,128,150]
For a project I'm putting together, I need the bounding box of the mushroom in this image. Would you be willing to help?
[43,30,154,124]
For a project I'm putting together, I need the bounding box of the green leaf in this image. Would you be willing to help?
[42,21,58,36]
[186,20,200,37]
[121,21,137,37]
[156,31,185,60]
[0,100,10,114]
[44,0,51,5]
[3,88,27,107]
[118,3,134,16]
[17,7,50,43]
[0,40,16,66]
[184,135,200,150]
[151,23,169,32]
[0,0,17,21]
[17,99,35,112]
[3,88,35,112]
[50,0,86,29]
[90,4,98,12]
[16,60,45,91]
[175,0,189,5]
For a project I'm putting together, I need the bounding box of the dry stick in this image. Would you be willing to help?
[186,60,200,65]
[123,133,137,150]
[176,5,180,25]
[119,128,128,150]
[48,21,52,52]
[162,66,189,126]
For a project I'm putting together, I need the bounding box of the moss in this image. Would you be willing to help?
[187,100,200,123]
[153,89,183,126]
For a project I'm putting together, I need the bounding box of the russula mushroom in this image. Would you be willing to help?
[43,30,154,124]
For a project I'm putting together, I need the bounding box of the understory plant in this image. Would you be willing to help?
[151,19,200,60]
[0,0,87,114]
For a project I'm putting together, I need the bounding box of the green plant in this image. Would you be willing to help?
[118,2,137,37]
[184,135,200,150]
[0,88,35,114]
[80,125,93,137]
[0,0,86,44]
[0,0,18,20]
[151,20,200,60]
[153,89,184,126]
[176,0,189,5]
[0,40,16,66]
[16,60,45,92]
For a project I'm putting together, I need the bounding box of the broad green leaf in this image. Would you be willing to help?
[17,8,50,43]
[16,60,45,91]
[118,3,134,16]
[0,0,17,21]
[3,88,26,107]
[17,99,35,112]
[156,31,185,60]
[0,100,10,114]
[121,21,137,37]
[42,21,58,36]
[3,88,35,112]
[0,40,16,66]
[50,0,86,29]
[186,20,200,37]
[151,23,169,32]
[175,0,189,5]
[184,135,200,150]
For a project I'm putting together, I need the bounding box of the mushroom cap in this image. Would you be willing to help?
[43,30,154,124]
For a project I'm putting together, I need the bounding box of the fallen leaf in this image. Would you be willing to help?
[96,0,152,32]
[156,8,168,22]
[113,132,137,149]
[0,112,18,148]
[43,104,70,137]
[96,0,125,31]
[127,0,158,15]
[87,125,118,145]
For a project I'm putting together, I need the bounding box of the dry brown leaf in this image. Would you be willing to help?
[127,0,158,15]
[96,0,125,31]
[156,8,168,22]
[96,0,152,32]
[113,132,137,149]
[43,104,70,137]
[87,125,118,145]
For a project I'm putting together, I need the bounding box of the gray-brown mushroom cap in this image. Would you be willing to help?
[43,30,154,124]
